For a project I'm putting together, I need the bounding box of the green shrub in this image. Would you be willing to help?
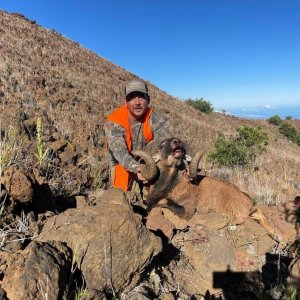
[279,121,300,145]
[268,117,300,146]
[207,126,269,168]
[268,115,282,126]
[185,97,214,114]
[285,115,293,120]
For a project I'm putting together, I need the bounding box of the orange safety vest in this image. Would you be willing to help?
[107,105,153,191]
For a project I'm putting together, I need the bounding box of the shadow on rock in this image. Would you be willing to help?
[210,251,294,299]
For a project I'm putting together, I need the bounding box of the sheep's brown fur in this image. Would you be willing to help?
[144,138,253,224]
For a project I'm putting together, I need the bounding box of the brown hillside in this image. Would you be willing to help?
[0,10,299,203]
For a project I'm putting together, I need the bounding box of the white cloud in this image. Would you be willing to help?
[265,104,276,109]
[241,107,259,112]
[240,105,276,112]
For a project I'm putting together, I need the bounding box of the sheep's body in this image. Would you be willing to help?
[140,138,253,224]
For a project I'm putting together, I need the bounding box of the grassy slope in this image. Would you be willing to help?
[0,11,299,203]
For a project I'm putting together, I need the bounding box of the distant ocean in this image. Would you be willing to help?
[217,104,300,120]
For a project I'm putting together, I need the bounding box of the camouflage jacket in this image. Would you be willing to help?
[104,110,171,173]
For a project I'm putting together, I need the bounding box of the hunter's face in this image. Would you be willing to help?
[125,92,149,120]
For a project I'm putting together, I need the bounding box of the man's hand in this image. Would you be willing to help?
[136,166,149,184]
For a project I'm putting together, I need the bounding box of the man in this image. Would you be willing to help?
[105,78,171,192]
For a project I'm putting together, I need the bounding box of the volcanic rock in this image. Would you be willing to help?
[1,241,72,300]
[38,188,162,294]
[0,167,33,203]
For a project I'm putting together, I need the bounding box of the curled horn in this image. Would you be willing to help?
[189,150,205,179]
[131,150,158,181]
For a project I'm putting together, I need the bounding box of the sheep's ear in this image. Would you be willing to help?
[152,154,161,163]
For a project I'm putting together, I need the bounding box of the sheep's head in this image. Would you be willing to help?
[132,137,204,182]
[159,138,186,167]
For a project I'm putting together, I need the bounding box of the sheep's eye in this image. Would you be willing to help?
[160,141,166,148]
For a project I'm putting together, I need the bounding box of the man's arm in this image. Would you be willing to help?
[150,111,172,141]
[104,121,139,173]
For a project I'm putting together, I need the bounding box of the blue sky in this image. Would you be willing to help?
[1,0,300,111]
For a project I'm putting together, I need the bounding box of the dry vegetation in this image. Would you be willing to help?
[0,10,299,205]
[0,10,299,299]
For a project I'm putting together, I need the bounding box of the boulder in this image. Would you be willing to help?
[159,293,175,300]
[1,241,72,300]
[0,167,33,203]
[146,207,175,239]
[160,211,276,295]
[75,195,89,208]
[234,218,275,252]
[0,252,10,284]
[170,222,236,295]
[287,257,300,291]
[38,188,162,294]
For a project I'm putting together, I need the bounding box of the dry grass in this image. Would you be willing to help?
[205,151,299,205]
[0,210,32,251]
[0,10,299,203]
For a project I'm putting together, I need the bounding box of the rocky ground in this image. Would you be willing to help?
[0,163,299,299]
[0,10,299,300]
